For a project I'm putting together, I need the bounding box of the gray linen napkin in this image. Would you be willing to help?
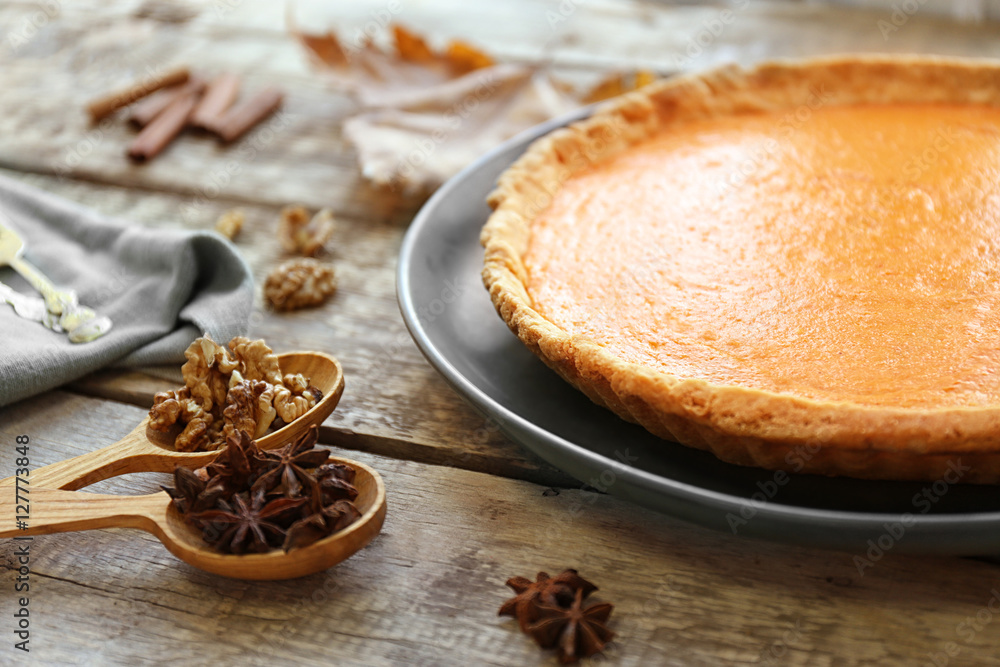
[0,174,254,407]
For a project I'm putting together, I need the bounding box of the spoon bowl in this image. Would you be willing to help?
[160,457,385,579]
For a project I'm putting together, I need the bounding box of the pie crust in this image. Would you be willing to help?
[481,55,1000,483]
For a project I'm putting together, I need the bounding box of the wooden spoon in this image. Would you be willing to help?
[24,351,345,491]
[0,351,388,580]
[0,459,386,580]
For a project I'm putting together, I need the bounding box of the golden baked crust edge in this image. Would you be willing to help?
[481,54,1000,483]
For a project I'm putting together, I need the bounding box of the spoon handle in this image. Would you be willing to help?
[27,426,217,491]
[0,486,167,538]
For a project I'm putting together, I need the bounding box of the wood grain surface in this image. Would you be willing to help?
[2,0,1000,665]
[4,394,1000,666]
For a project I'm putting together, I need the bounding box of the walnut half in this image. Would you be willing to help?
[215,208,245,240]
[149,386,220,452]
[278,205,335,257]
[264,258,337,311]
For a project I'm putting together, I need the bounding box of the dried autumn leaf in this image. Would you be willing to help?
[293,22,494,108]
[297,30,351,68]
[393,24,436,63]
[343,66,579,192]
[447,41,495,75]
[293,21,656,192]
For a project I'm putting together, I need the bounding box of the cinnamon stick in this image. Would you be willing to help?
[210,87,284,142]
[129,77,206,128]
[190,72,241,128]
[86,66,190,122]
[127,90,199,162]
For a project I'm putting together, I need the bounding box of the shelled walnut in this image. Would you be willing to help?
[264,258,337,311]
[148,335,322,451]
[149,385,220,452]
[215,208,245,240]
[278,205,335,257]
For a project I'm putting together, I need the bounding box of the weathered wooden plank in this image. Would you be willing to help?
[2,393,1000,666]
[1,168,572,486]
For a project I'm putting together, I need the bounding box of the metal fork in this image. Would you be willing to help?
[0,218,112,343]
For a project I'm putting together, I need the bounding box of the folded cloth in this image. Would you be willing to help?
[0,174,254,407]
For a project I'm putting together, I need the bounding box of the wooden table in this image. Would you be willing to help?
[3,1,1000,664]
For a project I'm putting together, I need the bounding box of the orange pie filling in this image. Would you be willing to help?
[525,104,1000,410]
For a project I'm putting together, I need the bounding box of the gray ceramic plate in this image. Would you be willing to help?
[397,109,1000,555]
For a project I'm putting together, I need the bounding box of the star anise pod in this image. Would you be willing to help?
[162,466,203,513]
[315,462,359,503]
[527,588,614,663]
[162,466,227,514]
[499,570,598,632]
[190,488,306,554]
[281,474,361,551]
[316,460,356,484]
[282,499,361,551]
[202,429,271,493]
[252,425,330,497]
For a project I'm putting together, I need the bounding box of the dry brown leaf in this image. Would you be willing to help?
[393,25,436,64]
[343,66,580,193]
[293,23,494,109]
[293,22,655,192]
[447,41,496,76]
[297,31,351,69]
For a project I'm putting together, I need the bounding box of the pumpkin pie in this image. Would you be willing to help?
[481,56,1000,483]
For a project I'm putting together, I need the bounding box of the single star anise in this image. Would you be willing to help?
[527,588,615,664]
[162,466,227,514]
[190,488,306,554]
[499,570,598,631]
[316,461,356,483]
[315,462,359,503]
[282,475,362,551]
[282,499,361,551]
[202,429,271,493]
[252,425,330,497]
